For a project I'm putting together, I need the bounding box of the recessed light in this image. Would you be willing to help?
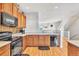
[54,6,58,9]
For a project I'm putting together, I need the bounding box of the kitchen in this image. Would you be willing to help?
[0,3,79,56]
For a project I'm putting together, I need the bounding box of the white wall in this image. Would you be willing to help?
[69,18,79,39]
[25,12,39,33]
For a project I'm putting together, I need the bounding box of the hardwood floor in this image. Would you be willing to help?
[22,47,67,56]
[22,37,68,56]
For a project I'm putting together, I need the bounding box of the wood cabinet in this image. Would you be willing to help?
[26,35,33,46]
[39,35,45,46]
[23,15,26,28]
[0,4,2,11]
[23,36,27,51]
[44,35,50,46]
[18,12,21,28]
[18,12,26,28]
[0,44,10,56]
[25,35,50,47]
[68,42,79,56]
[0,3,13,15]
[12,3,18,18]
[0,3,26,29]
[39,35,50,46]
[33,35,39,46]
[21,14,26,28]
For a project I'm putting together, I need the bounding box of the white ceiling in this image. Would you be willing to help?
[18,3,79,23]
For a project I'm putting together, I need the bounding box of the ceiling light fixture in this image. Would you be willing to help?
[54,6,58,9]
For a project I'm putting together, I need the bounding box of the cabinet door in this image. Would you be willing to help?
[18,12,21,28]
[26,35,33,46]
[0,44,10,56]
[2,3,13,15]
[39,35,45,46]
[68,43,79,56]
[23,36,27,51]
[23,15,26,28]
[0,4,2,12]
[44,35,50,46]
[21,14,26,28]
[13,4,18,18]
[33,35,39,46]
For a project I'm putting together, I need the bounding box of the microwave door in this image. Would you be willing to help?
[1,12,17,27]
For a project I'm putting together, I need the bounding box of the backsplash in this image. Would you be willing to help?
[0,25,17,33]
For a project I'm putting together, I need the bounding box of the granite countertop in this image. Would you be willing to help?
[0,41,11,48]
[67,39,79,47]
[12,32,59,37]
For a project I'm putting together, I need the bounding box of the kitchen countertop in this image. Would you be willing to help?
[12,32,59,37]
[0,41,11,48]
[66,39,79,47]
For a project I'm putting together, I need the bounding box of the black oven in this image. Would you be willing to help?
[0,32,22,56]
[11,37,22,56]
[0,12,18,27]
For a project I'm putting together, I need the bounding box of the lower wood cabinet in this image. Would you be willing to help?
[44,35,50,46]
[38,35,45,46]
[68,43,79,56]
[26,35,33,46]
[33,35,39,46]
[23,36,27,51]
[25,35,50,47]
[0,44,10,56]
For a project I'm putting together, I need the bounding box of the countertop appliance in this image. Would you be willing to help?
[0,12,18,27]
[0,32,22,56]
[19,28,25,34]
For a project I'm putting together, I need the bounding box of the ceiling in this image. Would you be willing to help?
[18,3,79,23]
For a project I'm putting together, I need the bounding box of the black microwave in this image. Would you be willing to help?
[0,12,18,27]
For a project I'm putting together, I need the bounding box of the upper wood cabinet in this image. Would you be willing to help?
[21,14,26,28]
[18,12,21,28]
[18,12,26,28]
[0,3,13,15]
[12,3,18,18]
[0,3,26,28]
[0,4,2,11]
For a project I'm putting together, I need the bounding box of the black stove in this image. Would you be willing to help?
[0,32,12,41]
[0,32,22,56]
